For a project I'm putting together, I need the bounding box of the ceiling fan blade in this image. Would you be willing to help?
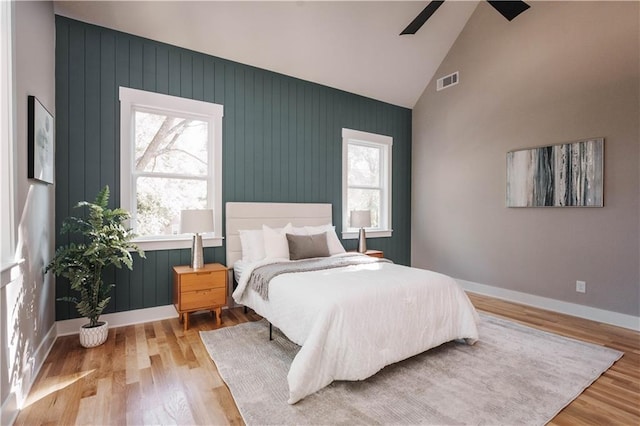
[400,1,445,35]
[486,1,530,21]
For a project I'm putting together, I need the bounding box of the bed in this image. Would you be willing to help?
[226,202,480,404]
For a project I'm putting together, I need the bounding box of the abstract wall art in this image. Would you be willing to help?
[506,138,603,207]
[28,95,54,184]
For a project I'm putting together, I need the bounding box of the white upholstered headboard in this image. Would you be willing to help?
[225,202,333,269]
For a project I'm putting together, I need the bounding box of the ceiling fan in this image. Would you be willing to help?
[400,0,530,35]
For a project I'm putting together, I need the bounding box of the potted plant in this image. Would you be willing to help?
[45,185,144,347]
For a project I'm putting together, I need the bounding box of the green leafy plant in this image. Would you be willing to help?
[45,186,145,328]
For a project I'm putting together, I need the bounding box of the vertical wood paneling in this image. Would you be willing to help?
[84,27,101,200]
[180,52,192,98]
[99,30,118,314]
[155,250,170,303]
[263,73,273,201]
[244,68,255,200]
[254,70,264,200]
[129,38,143,89]
[100,31,116,201]
[296,82,305,201]
[279,77,290,200]
[65,21,88,331]
[311,84,320,202]
[114,32,129,206]
[129,252,144,310]
[235,66,246,199]
[318,88,327,201]
[142,252,157,308]
[55,20,71,320]
[168,250,182,280]
[223,62,235,205]
[180,248,191,266]
[115,262,130,312]
[325,90,335,216]
[142,41,156,92]
[192,54,204,101]
[168,48,180,96]
[214,58,224,104]
[67,22,85,214]
[203,58,215,103]
[156,45,169,94]
[303,83,312,201]
[271,76,281,200]
[55,16,412,320]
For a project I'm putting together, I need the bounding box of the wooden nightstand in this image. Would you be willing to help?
[350,249,384,258]
[173,263,227,330]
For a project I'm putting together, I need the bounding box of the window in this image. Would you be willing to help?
[1,0,16,272]
[119,87,223,250]
[342,128,393,239]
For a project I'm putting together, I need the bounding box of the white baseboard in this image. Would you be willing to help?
[458,279,640,332]
[56,305,179,336]
[1,322,57,425]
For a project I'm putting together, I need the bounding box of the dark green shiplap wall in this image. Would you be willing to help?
[54,16,412,321]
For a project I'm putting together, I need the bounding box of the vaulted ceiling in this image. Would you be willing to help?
[54,1,480,108]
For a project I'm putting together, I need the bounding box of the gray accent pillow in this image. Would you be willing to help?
[286,232,331,260]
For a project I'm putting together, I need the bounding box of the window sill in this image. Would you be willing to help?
[132,236,224,252]
[341,230,393,240]
[1,258,23,273]
[1,258,25,289]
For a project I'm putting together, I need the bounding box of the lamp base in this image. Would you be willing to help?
[191,234,204,269]
[357,228,367,253]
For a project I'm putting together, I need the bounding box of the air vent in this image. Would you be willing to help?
[436,71,459,91]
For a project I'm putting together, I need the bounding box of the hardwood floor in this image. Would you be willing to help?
[14,294,640,425]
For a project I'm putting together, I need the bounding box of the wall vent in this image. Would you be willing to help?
[436,71,459,91]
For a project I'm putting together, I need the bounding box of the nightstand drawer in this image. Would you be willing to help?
[181,270,226,291]
[181,287,226,311]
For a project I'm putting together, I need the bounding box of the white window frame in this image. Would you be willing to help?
[119,87,224,251]
[341,128,393,239]
[1,0,18,276]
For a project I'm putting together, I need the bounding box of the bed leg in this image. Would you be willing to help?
[270,323,273,341]
[244,306,247,314]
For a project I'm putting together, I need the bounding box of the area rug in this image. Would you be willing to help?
[200,313,622,425]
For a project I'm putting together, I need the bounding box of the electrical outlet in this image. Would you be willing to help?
[576,280,586,293]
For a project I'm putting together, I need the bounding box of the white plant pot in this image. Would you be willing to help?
[79,321,109,348]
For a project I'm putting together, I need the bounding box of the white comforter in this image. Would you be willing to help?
[232,254,480,404]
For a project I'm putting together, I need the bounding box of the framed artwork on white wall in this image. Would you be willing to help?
[28,95,54,185]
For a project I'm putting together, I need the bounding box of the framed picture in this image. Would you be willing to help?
[28,95,54,184]
[506,138,604,207]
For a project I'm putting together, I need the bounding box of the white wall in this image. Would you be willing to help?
[412,1,639,318]
[1,1,56,423]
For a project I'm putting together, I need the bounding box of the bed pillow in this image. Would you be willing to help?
[291,226,308,236]
[263,223,293,260]
[238,229,265,262]
[304,224,346,255]
[286,232,331,260]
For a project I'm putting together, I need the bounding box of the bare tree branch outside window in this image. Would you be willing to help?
[133,111,209,236]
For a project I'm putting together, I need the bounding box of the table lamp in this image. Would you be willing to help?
[180,209,214,269]
[350,210,371,253]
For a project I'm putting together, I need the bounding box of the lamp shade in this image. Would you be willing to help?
[350,210,371,228]
[180,209,214,234]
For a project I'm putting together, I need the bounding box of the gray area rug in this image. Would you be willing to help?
[200,313,622,425]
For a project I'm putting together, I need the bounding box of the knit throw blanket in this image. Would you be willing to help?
[248,254,392,300]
